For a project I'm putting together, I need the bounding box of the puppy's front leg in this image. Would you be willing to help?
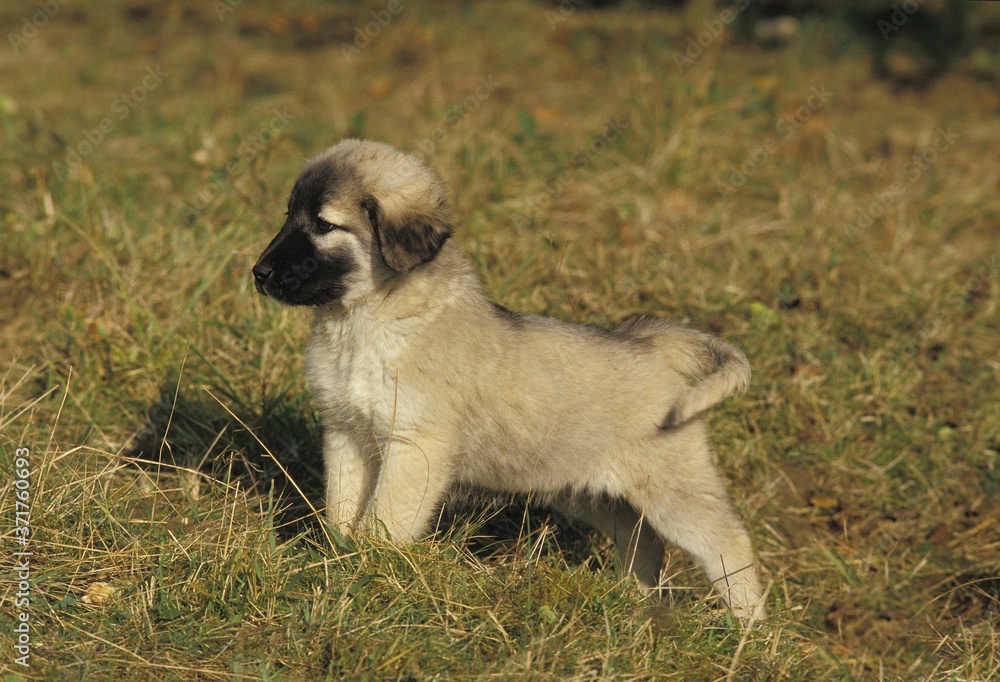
[366,436,453,542]
[323,430,377,535]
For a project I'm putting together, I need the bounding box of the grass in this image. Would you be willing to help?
[1,0,999,679]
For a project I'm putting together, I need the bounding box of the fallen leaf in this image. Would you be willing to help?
[81,582,117,605]
[927,523,952,546]
[808,496,840,512]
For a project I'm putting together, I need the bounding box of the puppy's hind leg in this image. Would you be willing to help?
[631,445,767,620]
[552,492,665,591]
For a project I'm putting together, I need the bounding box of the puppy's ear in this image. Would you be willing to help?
[362,195,453,273]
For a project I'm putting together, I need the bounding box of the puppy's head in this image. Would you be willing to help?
[252,139,453,307]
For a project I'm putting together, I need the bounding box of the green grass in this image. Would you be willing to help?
[1,0,999,679]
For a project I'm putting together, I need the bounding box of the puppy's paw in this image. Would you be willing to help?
[730,601,769,623]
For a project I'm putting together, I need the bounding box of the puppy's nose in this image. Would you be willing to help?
[252,261,272,291]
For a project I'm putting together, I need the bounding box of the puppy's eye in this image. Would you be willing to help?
[316,217,341,234]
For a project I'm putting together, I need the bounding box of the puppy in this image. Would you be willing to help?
[252,139,767,620]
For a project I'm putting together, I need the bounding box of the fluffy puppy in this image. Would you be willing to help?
[252,139,767,620]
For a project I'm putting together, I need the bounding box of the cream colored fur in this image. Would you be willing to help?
[293,140,766,620]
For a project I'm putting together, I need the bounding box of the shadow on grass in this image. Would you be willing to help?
[125,375,609,572]
[125,374,326,533]
[438,486,612,573]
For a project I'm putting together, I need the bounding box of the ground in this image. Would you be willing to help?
[0,0,998,679]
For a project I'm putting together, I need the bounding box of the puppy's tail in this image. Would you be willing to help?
[614,316,752,429]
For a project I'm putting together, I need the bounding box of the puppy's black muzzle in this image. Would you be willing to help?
[251,260,273,295]
[252,221,355,307]
[252,222,306,302]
